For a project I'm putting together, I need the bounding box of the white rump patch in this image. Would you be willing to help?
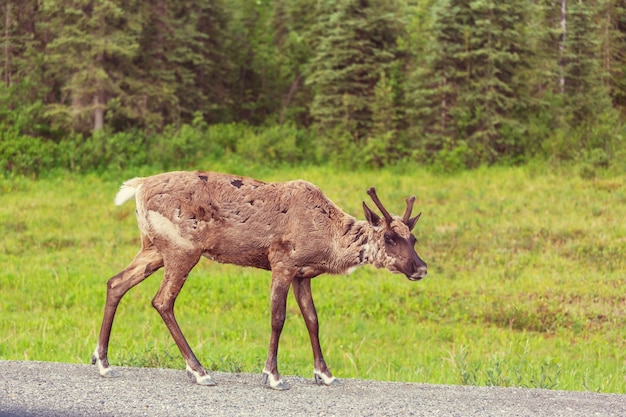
[147,210,194,249]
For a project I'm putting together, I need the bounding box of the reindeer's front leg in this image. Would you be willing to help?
[292,277,340,386]
[262,267,292,390]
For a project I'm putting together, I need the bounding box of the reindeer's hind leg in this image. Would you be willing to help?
[151,249,215,385]
[292,277,340,386]
[92,236,164,377]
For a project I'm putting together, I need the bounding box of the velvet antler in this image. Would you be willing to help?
[366,187,393,223]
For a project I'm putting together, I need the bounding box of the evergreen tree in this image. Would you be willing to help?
[460,0,531,160]
[561,1,612,128]
[608,0,626,113]
[270,0,317,125]
[129,0,231,130]
[305,0,405,142]
[227,0,301,125]
[42,0,141,133]
[194,0,232,124]
[408,0,534,165]
[609,0,626,163]
[405,0,470,157]
[1,0,43,88]
[0,0,49,137]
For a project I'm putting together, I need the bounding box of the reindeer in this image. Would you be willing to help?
[92,171,427,390]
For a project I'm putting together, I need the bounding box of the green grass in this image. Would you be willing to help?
[1,164,625,393]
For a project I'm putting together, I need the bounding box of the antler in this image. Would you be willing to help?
[403,196,416,223]
[366,187,393,223]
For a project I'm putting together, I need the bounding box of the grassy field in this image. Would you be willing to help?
[0,163,625,393]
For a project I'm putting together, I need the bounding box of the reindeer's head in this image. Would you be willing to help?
[362,187,427,281]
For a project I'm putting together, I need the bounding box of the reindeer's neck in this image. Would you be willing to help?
[331,218,385,274]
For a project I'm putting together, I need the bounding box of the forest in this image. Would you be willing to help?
[1,0,626,175]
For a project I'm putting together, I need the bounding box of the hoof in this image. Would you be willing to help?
[196,374,217,386]
[92,354,118,378]
[314,371,341,386]
[186,367,216,386]
[262,371,290,390]
[100,367,119,378]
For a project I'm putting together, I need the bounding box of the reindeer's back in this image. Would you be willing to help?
[134,171,343,269]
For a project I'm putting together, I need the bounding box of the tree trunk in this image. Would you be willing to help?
[93,50,104,132]
[279,74,301,125]
[440,76,447,134]
[559,0,566,94]
[93,92,104,132]
[4,0,11,87]
[602,3,612,88]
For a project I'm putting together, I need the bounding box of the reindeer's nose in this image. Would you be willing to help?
[408,265,427,281]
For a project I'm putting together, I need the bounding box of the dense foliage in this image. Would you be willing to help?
[1,0,625,175]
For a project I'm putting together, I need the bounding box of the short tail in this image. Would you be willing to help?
[114,177,144,206]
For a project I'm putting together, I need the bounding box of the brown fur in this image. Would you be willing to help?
[136,171,369,275]
[92,170,427,390]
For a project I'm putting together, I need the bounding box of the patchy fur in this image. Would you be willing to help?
[93,170,427,390]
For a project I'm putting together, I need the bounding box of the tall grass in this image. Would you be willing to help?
[0,164,624,393]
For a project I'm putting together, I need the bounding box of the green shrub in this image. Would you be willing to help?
[315,127,361,169]
[152,123,205,169]
[542,109,624,172]
[205,122,250,153]
[432,141,473,174]
[236,123,316,166]
[0,132,55,177]
[55,130,150,174]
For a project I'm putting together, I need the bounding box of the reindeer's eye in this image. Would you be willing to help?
[384,234,396,246]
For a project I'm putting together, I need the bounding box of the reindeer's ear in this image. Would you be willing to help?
[406,212,421,231]
[363,202,382,227]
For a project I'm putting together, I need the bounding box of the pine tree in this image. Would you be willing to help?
[129,0,231,130]
[305,0,404,142]
[609,0,626,114]
[0,0,49,137]
[460,0,531,160]
[42,0,141,133]
[598,0,626,111]
[271,0,317,125]
[408,0,534,165]
[405,0,470,156]
[561,1,612,128]
[226,0,311,125]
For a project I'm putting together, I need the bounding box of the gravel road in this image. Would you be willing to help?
[0,360,623,417]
